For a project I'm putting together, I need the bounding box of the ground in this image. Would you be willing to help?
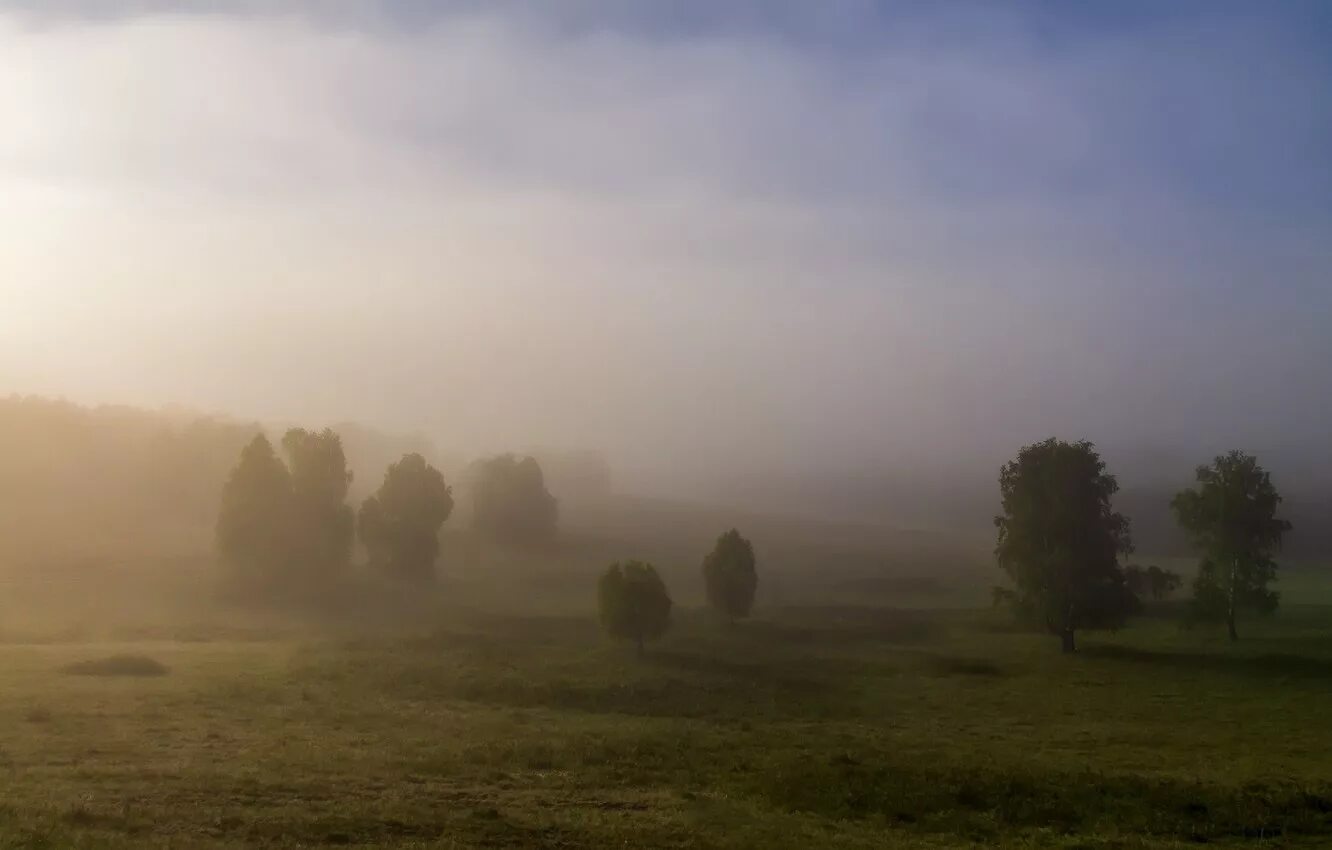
[0,586,1330,849]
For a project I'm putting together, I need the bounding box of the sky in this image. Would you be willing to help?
[1,0,1329,494]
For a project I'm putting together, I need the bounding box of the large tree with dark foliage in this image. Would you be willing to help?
[598,561,671,656]
[216,434,292,583]
[470,454,557,543]
[359,453,454,582]
[1172,451,1290,641]
[702,528,758,624]
[994,438,1136,653]
[281,428,354,577]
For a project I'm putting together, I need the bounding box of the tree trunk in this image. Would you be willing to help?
[1228,557,1239,642]
[1060,629,1076,654]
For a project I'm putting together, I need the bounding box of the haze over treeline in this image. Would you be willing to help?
[0,396,612,574]
[2,395,1330,583]
[1,1,1330,507]
[1,1,1330,574]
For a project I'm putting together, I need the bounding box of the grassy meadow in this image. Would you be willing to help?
[0,544,1330,849]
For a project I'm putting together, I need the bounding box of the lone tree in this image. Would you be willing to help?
[1172,451,1290,641]
[470,454,558,543]
[994,438,1136,653]
[702,528,758,623]
[597,561,671,656]
[281,428,354,577]
[216,434,292,584]
[359,453,454,582]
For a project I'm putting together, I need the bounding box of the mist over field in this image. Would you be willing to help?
[1,2,1331,848]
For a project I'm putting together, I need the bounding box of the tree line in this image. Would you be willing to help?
[217,427,757,654]
[596,441,1291,659]
[994,439,1291,652]
[215,429,558,590]
[215,428,1290,656]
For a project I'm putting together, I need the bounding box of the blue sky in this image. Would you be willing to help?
[1,1,1328,489]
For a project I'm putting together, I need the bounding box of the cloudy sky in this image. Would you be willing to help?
[1,1,1329,490]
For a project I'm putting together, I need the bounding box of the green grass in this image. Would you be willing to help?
[0,597,1329,848]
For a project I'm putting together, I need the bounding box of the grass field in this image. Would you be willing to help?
[0,576,1330,849]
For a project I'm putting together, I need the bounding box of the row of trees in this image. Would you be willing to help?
[598,529,759,655]
[995,439,1291,652]
[216,429,558,587]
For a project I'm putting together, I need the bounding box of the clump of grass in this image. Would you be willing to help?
[61,654,168,677]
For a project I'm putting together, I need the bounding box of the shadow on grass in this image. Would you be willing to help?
[757,753,1332,842]
[924,655,1003,677]
[447,662,840,720]
[1082,645,1332,680]
[644,649,776,678]
[746,606,942,646]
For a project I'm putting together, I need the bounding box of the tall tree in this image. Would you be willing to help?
[216,434,292,583]
[994,438,1136,653]
[470,454,557,543]
[1172,451,1290,641]
[597,561,671,656]
[359,453,454,582]
[702,528,758,624]
[281,428,354,576]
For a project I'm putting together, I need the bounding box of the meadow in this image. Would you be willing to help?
[1,555,1330,849]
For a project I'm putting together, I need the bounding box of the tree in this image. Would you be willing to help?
[216,434,292,583]
[359,453,454,582]
[1125,565,1182,601]
[470,454,557,543]
[1172,451,1290,641]
[702,528,758,623]
[597,561,671,656]
[994,438,1136,653]
[281,428,354,577]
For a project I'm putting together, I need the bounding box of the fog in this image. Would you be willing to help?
[2,0,1330,502]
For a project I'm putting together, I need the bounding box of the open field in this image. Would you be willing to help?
[1,584,1330,849]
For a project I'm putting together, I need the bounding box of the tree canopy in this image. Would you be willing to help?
[216,433,292,584]
[994,438,1136,652]
[1172,450,1291,640]
[702,528,758,623]
[216,428,355,593]
[470,454,558,543]
[597,561,672,656]
[358,453,454,582]
[281,428,355,577]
